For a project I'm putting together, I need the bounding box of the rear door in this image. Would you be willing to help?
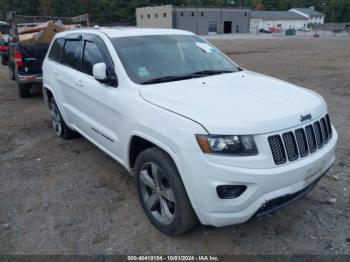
[56,34,84,127]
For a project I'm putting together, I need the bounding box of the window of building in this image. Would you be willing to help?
[147,14,150,19]
[61,40,82,70]
[181,12,184,16]
[245,12,247,17]
[163,12,167,17]
[140,14,143,19]
[277,24,282,27]
[192,12,194,17]
[155,13,158,18]
[201,12,204,17]
[82,41,105,76]
[208,23,217,33]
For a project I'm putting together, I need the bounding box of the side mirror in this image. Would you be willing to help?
[92,62,118,87]
[93,62,107,81]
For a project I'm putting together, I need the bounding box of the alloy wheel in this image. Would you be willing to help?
[139,162,176,225]
[49,102,63,136]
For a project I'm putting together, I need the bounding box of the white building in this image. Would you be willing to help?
[289,8,325,25]
[250,11,308,33]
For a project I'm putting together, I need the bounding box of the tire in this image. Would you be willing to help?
[9,65,15,80]
[1,56,7,65]
[17,80,31,98]
[135,147,198,235]
[48,97,79,139]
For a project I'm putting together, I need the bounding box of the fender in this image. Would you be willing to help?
[127,130,200,212]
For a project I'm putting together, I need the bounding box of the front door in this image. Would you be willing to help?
[73,34,122,159]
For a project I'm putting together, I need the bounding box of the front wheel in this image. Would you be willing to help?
[135,147,198,235]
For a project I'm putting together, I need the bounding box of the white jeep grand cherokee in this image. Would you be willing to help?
[42,28,337,235]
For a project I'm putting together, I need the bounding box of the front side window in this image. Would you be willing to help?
[111,35,239,84]
[48,38,64,62]
[61,40,82,70]
[82,41,104,76]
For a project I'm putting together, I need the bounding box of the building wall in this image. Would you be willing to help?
[173,7,251,35]
[309,16,324,25]
[249,18,261,33]
[136,5,173,28]
[289,9,325,25]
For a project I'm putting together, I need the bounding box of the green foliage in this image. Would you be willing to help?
[0,0,348,23]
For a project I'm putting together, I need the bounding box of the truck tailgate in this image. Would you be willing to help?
[18,44,49,75]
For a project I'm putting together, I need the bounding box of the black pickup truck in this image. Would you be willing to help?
[6,11,89,98]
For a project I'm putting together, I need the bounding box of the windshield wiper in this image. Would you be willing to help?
[188,69,235,76]
[140,70,235,85]
[141,75,197,85]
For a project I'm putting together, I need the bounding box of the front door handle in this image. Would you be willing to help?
[53,70,59,75]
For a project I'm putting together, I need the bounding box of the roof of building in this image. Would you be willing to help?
[251,11,308,20]
[291,8,325,17]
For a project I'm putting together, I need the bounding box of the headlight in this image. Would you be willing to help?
[196,135,257,156]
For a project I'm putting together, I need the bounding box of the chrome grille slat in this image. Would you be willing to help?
[268,114,332,165]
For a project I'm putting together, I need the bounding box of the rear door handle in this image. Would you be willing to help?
[75,80,83,86]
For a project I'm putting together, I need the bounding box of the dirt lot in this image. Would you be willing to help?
[0,37,349,255]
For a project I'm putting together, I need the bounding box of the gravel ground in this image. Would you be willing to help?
[0,37,349,255]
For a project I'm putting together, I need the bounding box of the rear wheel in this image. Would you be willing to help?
[1,56,7,65]
[17,80,31,98]
[48,97,79,139]
[9,65,15,80]
[135,147,198,235]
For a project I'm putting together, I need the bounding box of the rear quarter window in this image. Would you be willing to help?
[61,40,82,70]
[48,38,64,62]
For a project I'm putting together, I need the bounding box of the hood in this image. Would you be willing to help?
[139,71,326,134]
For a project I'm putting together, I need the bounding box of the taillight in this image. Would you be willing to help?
[15,50,23,66]
[0,45,8,52]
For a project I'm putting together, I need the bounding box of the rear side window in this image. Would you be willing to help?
[61,40,82,70]
[48,38,64,62]
[82,41,105,76]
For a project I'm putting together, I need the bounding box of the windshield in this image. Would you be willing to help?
[111,35,240,84]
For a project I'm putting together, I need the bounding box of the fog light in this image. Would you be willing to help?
[217,185,247,199]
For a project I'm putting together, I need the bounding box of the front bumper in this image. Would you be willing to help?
[181,127,337,227]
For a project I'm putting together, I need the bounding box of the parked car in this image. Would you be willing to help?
[268,27,283,33]
[259,28,272,34]
[0,22,10,65]
[42,28,337,235]
[345,24,350,33]
[298,27,311,32]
